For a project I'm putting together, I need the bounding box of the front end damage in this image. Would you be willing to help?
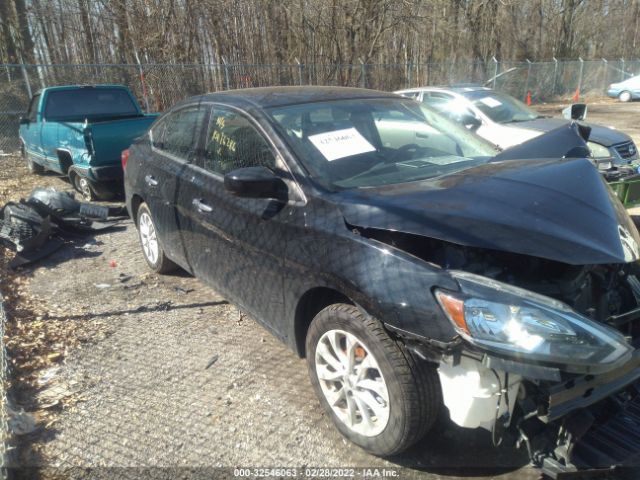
[369,231,640,478]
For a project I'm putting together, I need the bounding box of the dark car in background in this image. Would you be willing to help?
[124,86,640,477]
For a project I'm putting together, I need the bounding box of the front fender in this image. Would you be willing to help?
[283,207,459,348]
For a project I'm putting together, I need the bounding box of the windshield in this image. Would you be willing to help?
[463,90,539,124]
[44,88,140,121]
[268,98,497,190]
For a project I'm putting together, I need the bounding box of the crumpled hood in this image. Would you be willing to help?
[517,117,631,147]
[335,158,640,265]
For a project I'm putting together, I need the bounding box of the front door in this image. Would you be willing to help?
[176,105,293,335]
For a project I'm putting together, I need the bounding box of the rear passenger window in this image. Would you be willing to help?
[151,106,207,160]
[203,108,275,175]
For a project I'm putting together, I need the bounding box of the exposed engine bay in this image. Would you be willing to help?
[361,227,640,478]
[362,227,640,325]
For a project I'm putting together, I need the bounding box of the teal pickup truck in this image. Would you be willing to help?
[19,85,158,200]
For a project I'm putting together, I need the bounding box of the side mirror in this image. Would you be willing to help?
[562,103,588,121]
[224,166,286,199]
[460,113,482,131]
[19,117,29,125]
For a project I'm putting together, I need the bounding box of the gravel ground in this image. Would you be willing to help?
[4,98,640,479]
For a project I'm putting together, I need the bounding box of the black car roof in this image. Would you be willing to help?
[184,86,399,109]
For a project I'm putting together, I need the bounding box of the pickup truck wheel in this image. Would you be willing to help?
[619,91,632,102]
[74,176,96,202]
[23,146,44,174]
[136,203,177,274]
[306,304,440,456]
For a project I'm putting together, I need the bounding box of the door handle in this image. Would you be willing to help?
[144,174,158,187]
[192,198,213,213]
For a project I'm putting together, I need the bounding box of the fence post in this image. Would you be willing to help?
[524,59,532,98]
[602,58,608,92]
[359,59,366,88]
[295,58,304,86]
[221,56,230,90]
[133,51,150,112]
[577,57,584,97]
[552,57,558,95]
[20,61,32,99]
[621,58,626,81]
[491,56,498,89]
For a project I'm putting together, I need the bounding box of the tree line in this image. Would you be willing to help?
[0,0,639,68]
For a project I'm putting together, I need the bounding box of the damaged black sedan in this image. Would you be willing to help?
[124,87,640,476]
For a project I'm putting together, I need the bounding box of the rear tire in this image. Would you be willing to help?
[72,173,115,202]
[305,303,441,456]
[619,91,632,102]
[136,203,177,274]
[23,145,44,174]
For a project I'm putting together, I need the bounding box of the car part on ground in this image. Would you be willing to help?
[0,186,128,268]
[125,86,640,478]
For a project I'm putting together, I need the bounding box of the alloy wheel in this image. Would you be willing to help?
[315,329,390,437]
[139,211,159,265]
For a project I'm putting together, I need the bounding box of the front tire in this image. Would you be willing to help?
[136,203,177,274]
[619,91,632,102]
[305,304,441,456]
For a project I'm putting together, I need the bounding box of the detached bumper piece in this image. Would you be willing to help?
[540,381,640,479]
[0,187,128,268]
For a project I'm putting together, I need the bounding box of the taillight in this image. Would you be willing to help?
[121,149,130,171]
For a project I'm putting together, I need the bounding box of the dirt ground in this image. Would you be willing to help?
[1,99,639,479]
[535,97,640,145]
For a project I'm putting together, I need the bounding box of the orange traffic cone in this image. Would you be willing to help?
[526,91,532,106]
[572,86,580,102]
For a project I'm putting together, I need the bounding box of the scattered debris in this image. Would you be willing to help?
[0,186,128,269]
[205,354,219,370]
[8,407,37,435]
[174,286,194,294]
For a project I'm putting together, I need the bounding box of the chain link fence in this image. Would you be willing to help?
[0,58,639,153]
[0,296,10,480]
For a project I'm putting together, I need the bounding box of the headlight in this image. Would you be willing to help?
[588,141,612,159]
[435,271,633,373]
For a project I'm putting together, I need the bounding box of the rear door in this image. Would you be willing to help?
[176,104,295,334]
[141,103,208,269]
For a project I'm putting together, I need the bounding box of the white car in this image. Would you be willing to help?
[395,86,638,164]
[607,74,640,102]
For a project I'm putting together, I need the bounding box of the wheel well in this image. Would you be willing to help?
[130,195,144,226]
[56,150,73,174]
[294,287,352,357]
